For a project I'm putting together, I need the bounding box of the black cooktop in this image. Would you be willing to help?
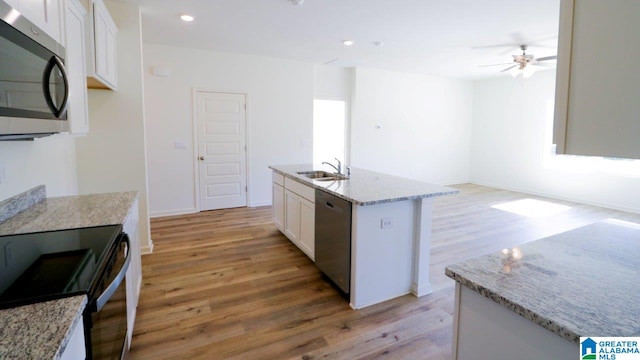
[0,225,121,309]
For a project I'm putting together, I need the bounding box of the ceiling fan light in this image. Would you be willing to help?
[522,65,536,78]
[509,67,520,78]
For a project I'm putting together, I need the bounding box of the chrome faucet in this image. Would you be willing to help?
[322,158,342,175]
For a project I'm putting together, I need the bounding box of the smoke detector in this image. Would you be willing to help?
[290,0,304,5]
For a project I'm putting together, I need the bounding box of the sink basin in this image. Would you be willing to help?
[297,170,348,181]
[297,170,334,179]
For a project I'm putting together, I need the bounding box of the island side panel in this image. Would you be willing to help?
[411,197,433,296]
[453,284,577,360]
[350,200,415,309]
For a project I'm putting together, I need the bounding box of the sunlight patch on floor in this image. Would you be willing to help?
[491,198,571,218]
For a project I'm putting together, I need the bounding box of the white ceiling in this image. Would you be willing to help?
[112,0,561,80]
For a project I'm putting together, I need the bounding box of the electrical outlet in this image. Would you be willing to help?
[381,218,393,229]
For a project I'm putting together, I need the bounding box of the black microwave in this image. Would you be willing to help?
[0,0,70,140]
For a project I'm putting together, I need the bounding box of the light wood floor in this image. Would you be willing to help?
[129,184,640,359]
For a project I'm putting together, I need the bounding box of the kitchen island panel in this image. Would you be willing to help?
[453,284,576,360]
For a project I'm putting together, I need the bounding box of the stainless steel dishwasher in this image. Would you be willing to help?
[315,189,352,296]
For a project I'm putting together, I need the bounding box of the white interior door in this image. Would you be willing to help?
[196,91,247,211]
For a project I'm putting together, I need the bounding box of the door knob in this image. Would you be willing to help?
[198,156,205,161]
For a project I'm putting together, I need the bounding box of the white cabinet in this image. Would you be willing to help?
[272,171,315,260]
[59,318,86,360]
[284,190,301,244]
[63,0,89,134]
[13,0,62,42]
[299,197,315,259]
[284,189,315,260]
[553,0,640,159]
[272,183,285,232]
[272,172,285,232]
[123,197,141,346]
[85,0,117,90]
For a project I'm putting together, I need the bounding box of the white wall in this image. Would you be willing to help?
[76,1,152,252]
[351,68,473,184]
[143,43,314,216]
[313,66,353,100]
[0,135,78,200]
[471,70,640,212]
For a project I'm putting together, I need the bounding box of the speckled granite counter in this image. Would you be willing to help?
[445,220,640,344]
[0,188,139,358]
[270,164,458,206]
[0,191,138,236]
[0,295,87,359]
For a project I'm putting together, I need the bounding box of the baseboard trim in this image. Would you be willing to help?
[141,241,154,255]
[149,208,197,218]
[470,180,640,214]
[249,201,271,208]
[411,282,433,297]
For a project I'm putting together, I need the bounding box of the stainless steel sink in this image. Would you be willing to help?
[297,170,348,181]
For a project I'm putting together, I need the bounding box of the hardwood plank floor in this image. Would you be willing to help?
[129,184,640,359]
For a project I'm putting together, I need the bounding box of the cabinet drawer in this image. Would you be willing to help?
[285,178,314,202]
[272,171,284,186]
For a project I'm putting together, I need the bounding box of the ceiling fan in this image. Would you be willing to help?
[481,45,557,78]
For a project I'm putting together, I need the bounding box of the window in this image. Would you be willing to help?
[313,99,348,166]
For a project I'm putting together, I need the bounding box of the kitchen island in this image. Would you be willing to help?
[445,220,640,360]
[270,164,458,309]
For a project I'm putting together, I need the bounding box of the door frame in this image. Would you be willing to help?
[191,88,250,212]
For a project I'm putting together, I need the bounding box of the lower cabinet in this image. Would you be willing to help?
[272,183,285,232]
[59,318,85,360]
[284,189,315,260]
[299,197,315,259]
[272,171,315,261]
[123,198,141,346]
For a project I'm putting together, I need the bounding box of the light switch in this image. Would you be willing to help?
[174,141,187,150]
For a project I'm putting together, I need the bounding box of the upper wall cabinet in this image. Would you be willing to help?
[85,0,117,90]
[553,0,640,160]
[63,0,89,134]
[10,0,62,42]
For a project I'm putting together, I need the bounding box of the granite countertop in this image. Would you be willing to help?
[445,220,640,344]
[270,164,458,206]
[0,187,139,358]
[0,191,138,236]
[0,295,87,359]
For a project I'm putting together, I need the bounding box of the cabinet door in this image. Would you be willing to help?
[91,0,118,89]
[272,183,285,232]
[59,320,86,360]
[299,198,315,261]
[553,0,640,159]
[284,190,301,243]
[123,198,140,346]
[19,0,61,42]
[64,0,89,134]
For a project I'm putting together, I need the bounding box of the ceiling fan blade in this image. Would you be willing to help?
[536,55,557,61]
[478,62,514,68]
[533,62,555,68]
[500,65,518,73]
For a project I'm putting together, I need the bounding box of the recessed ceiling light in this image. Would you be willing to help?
[343,40,354,46]
[180,14,195,22]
